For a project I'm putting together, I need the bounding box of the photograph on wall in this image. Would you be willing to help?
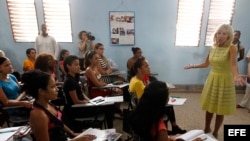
[109,11,135,45]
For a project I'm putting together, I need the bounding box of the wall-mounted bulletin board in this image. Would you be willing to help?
[109,11,135,45]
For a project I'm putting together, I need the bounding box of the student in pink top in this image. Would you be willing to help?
[59,49,70,81]
[21,70,96,141]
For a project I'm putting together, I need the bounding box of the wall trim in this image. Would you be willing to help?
[170,84,245,94]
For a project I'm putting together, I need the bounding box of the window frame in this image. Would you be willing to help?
[175,0,236,47]
[42,0,73,42]
[6,0,39,42]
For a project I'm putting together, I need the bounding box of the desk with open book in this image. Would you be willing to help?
[0,126,31,141]
[77,128,122,141]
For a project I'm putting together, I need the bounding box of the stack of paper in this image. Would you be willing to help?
[168,97,187,105]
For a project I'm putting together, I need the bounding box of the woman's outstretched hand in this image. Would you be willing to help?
[184,64,194,69]
[234,75,247,86]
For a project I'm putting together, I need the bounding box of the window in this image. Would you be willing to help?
[7,0,38,42]
[205,0,235,46]
[42,0,72,42]
[175,0,204,46]
[175,0,235,47]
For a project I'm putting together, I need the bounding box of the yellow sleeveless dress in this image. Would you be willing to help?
[200,46,236,115]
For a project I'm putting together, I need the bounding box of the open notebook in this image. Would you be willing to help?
[168,97,187,105]
[175,130,217,141]
[76,128,122,141]
[89,96,106,105]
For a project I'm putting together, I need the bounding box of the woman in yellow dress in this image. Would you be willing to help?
[184,24,245,138]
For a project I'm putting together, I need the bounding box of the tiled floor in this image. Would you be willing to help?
[113,93,250,141]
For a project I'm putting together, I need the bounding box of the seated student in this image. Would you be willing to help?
[108,58,119,72]
[62,55,115,130]
[94,43,112,75]
[35,53,57,80]
[127,47,142,82]
[21,70,96,141]
[23,48,36,72]
[129,57,186,135]
[58,49,70,81]
[0,56,32,108]
[94,43,124,83]
[0,57,32,126]
[85,50,122,98]
[129,81,175,141]
[85,51,123,117]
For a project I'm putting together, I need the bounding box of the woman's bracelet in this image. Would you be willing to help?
[189,64,195,68]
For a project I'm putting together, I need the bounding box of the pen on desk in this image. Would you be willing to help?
[171,98,176,102]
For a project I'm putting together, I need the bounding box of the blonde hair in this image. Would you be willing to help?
[213,24,234,47]
[0,50,5,57]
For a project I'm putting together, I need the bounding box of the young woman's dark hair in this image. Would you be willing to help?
[130,80,169,141]
[59,49,69,61]
[131,47,141,54]
[0,56,8,65]
[63,55,79,73]
[21,70,51,99]
[129,56,145,77]
[26,48,36,56]
[84,50,97,68]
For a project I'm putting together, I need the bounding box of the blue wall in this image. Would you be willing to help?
[0,0,250,84]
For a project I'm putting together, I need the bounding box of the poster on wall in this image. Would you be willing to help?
[109,11,135,45]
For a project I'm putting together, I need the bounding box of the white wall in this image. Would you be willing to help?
[0,0,250,84]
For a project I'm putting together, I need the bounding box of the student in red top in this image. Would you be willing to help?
[129,81,175,141]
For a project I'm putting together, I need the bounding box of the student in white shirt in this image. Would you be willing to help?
[237,49,250,112]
